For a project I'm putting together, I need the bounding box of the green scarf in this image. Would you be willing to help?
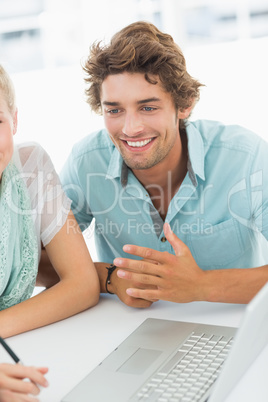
[0,161,38,310]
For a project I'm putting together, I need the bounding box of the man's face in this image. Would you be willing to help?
[101,72,185,172]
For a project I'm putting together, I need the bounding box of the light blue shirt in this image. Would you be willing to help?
[60,120,268,269]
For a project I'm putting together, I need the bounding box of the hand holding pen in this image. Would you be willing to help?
[0,337,48,402]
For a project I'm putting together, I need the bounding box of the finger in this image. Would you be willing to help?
[0,389,39,402]
[117,269,162,287]
[0,376,37,396]
[37,367,49,375]
[24,367,49,388]
[121,244,171,265]
[126,288,161,301]
[143,258,159,265]
[7,365,48,389]
[9,378,40,396]
[13,392,39,402]
[114,256,164,276]
[4,391,39,402]
[122,295,154,309]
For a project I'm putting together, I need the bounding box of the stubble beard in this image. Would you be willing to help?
[119,133,177,171]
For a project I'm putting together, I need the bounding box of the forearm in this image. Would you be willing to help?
[0,277,99,339]
[202,265,268,304]
[37,258,110,293]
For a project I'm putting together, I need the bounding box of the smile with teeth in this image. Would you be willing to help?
[126,138,153,147]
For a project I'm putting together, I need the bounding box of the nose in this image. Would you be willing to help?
[122,112,144,137]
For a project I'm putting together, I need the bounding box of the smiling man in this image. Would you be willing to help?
[60,21,268,307]
[101,73,188,173]
[101,71,190,218]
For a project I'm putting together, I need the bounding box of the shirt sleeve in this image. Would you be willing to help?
[60,147,93,231]
[16,143,72,247]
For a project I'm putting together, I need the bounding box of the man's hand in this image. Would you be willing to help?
[0,363,48,402]
[109,265,158,308]
[114,223,206,303]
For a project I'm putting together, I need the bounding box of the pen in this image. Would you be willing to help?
[0,336,24,364]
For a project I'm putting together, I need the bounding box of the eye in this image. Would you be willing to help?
[142,106,156,112]
[107,109,120,114]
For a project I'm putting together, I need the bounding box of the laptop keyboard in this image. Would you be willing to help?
[131,331,234,402]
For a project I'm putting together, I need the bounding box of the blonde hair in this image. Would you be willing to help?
[0,64,16,114]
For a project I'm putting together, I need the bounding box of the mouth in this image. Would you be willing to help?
[122,138,155,151]
[126,138,152,147]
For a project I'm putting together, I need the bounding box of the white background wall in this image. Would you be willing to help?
[10,35,268,173]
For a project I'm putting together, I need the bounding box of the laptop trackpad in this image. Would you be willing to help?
[117,348,162,374]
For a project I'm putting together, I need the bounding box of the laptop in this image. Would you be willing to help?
[62,282,268,402]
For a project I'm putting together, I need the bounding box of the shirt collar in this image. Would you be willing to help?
[186,122,205,183]
[106,146,126,184]
[106,122,205,187]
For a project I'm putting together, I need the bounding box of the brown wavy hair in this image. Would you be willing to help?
[83,21,203,117]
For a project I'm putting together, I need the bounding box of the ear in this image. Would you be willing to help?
[13,108,18,135]
[177,99,195,120]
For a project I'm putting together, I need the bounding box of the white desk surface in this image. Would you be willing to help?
[5,294,268,402]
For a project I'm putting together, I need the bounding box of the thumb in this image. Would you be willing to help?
[37,367,49,374]
[163,222,185,256]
